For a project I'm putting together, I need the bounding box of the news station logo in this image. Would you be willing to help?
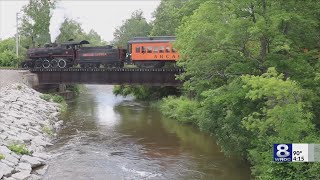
[274,144,292,162]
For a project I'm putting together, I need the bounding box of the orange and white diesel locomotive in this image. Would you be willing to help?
[22,36,179,69]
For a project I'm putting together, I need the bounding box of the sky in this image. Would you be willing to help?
[0,0,160,42]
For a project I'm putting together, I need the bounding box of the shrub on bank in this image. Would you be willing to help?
[66,84,86,96]
[40,94,52,101]
[40,94,67,113]
[160,96,200,124]
[52,95,64,103]
[8,143,31,155]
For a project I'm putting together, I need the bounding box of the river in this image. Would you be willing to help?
[44,85,250,180]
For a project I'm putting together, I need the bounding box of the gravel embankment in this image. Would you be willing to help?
[0,84,63,180]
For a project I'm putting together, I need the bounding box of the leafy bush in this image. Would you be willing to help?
[0,50,19,67]
[52,95,64,103]
[40,94,52,102]
[66,84,85,96]
[8,144,31,155]
[40,93,67,113]
[40,94,64,103]
[160,96,200,124]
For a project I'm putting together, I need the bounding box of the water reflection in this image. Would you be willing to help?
[44,85,250,180]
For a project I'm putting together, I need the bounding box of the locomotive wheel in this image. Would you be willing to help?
[114,62,124,68]
[119,62,124,68]
[104,63,112,68]
[35,59,42,68]
[42,59,50,68]
[22,62,29,68]
[51,59,58,68]
[58,59,66,69]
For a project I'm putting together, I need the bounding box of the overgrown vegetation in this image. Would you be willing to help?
[160,96,199,124]
[150,0,320,179]
[66,84,86,97]
[0,38,26,67]
[8,143,31,155]
[40,94,63,103]
[113,85,180,100]
[40,93,67,113]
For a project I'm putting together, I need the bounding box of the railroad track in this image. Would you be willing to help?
[0,67,184,72]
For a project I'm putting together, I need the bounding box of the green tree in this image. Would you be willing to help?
[55,18,86,43]
[20,0,56,46]
[175,0,320,97]
[84,29,106,46]
[151,0,206,36]
[0,38,26,67]
[55,18,105,46]
[113,10,152,47]
[158,0,320,178]
[199,68,320,179]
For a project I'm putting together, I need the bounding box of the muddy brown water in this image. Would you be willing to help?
[44,85,250,180]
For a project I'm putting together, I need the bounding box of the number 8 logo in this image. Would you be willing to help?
[276,144,290,157]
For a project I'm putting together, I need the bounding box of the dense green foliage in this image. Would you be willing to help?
[151,0,207,36]
[113,10,152,48]
[55,18,106,45]
[160,96,199,124]
[152,0,320,179]
[0,38,27,67]
[20,0,56,46]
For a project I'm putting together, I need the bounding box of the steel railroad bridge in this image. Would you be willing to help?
[29,68,183,86]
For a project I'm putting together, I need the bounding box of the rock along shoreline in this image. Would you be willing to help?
[0,84,63,180]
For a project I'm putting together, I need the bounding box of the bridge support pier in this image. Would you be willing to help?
[20,71,39,88]
[59,84,66,92]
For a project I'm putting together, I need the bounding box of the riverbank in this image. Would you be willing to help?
[0,84,63,180]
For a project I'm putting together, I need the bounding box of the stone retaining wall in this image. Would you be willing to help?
[0,84,63,180]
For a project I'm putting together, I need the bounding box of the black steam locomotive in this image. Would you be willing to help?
[22,40,127,69]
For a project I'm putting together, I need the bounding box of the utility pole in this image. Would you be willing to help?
[16,12,19,58]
